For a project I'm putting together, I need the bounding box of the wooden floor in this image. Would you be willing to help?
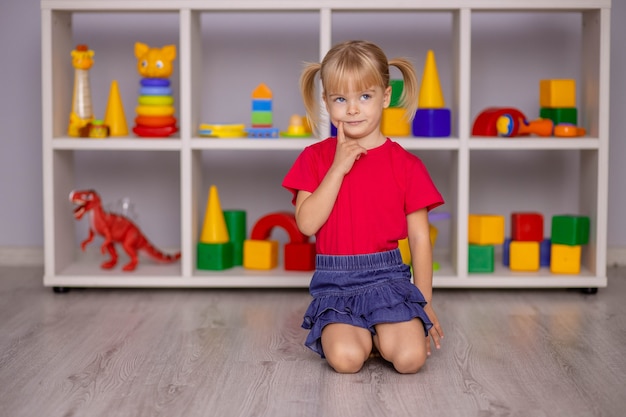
[1,267,625,417]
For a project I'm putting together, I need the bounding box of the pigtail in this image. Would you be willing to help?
[299,62,322,131]
[389,57,419,121]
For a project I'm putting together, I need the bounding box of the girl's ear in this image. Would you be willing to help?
[383,85,392,108]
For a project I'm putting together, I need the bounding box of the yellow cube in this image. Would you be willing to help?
[550,243,581,274]
[243,239,279,270]
[509,241,540,272]
[398,237,412,265]
[539,79,576,108]
[398,224,438,266]
[468,214,505,245]
[381,107,411,137]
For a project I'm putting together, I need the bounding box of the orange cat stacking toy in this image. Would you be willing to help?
[132,42,178,137]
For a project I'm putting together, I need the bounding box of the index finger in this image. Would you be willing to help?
[336,121,345,142]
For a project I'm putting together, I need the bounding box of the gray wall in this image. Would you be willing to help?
[1,0,625,255]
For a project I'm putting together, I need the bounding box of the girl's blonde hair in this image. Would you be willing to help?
[300,40,419,133]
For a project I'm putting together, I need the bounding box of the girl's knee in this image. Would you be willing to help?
[392,350,426,374]
[325,345,369,374]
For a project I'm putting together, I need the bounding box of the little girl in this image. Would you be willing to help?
[283,40,444,374]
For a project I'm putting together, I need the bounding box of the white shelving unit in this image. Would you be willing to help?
[41,0,611,289]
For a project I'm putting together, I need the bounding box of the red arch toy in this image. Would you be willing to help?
[250,212,308,243]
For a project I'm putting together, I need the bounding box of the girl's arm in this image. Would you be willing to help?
[407,208,444,353]
[294,122,366,236]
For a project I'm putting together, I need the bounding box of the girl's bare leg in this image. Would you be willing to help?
[321,323,373,373]
[373,319,427,374]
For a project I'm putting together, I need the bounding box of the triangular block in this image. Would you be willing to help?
[200,185,230,243]
[252,83,272,99]
[419,50,445,109]
[104,80,129,136]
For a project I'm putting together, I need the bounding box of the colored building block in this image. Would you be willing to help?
[413,108,451,137]
[511,212,543,242]
[389,79,404,108]
[468,244,495,273]
[381,107,411,136]
[551,215,590,245]
[199,185,230,244]
[539,79,576,108]
[252,99,272,111]
[398,238,411,265]
[250,212,308,243]
[243,239,279,270]
[419,50,445,109]
[502,238,511,267]
[251,111,273,126]
[540,238,551,267]
[104,80,128,136]
[509,241,540,272]
[252,83,272,99]
[246,127,279,138]
[468,214,505,245]
[550,243,581,274]
[284,242,316,271]
[224,210,246,266]
[197,242,234,270]
[539,107,577,125]
[429,224,438,248]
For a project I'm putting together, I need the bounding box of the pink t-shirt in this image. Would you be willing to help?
[283,137,444,255]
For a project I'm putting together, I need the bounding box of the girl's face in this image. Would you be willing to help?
[324,84,391,145]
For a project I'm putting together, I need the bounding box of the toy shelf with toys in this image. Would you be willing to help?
[41,0,610,290]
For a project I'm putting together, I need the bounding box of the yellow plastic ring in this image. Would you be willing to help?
[135,105,175,117]
[138,95,174,106]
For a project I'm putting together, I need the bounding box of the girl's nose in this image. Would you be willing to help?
[347,101,360,115]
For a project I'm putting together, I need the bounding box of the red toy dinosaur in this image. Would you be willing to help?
[70,189,181,271]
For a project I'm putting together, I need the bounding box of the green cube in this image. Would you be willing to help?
[551,215,590,245]
[539,107,577,125]
[468,244,495,273]
[197,242,234,270]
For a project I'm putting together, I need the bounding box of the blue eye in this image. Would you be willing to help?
[361,94,371,100]
[156,60,164,69]
[141,60,148,68]
[334,97,345,103]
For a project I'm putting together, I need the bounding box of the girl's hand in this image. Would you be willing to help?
[424,304,444,356]
[331,121,367,175]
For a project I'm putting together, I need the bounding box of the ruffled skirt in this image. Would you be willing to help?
[302,249,433,358]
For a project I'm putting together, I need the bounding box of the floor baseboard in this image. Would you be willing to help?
[607,246,626,268]
[0,246,44,266]
[1,246,625,267]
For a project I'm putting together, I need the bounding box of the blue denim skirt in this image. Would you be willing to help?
[302,249,433,358]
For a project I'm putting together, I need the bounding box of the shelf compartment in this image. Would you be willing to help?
[191,11,320,141]
[46,10,181,140]
[49,149,182,276]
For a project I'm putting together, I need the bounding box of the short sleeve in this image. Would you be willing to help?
[282,146,322,206]
[404,156,444,214]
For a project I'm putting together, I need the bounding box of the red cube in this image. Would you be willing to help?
[284,242,316,271]
[511,212,544,242]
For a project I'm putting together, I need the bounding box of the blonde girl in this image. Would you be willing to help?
[283,40,444,374]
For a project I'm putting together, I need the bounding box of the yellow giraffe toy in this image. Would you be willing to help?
[68,44,95,137]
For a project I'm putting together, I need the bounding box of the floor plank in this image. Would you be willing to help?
[1,266,625,417]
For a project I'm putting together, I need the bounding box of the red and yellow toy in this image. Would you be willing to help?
[70,189,181,271]
[132,42,178,137]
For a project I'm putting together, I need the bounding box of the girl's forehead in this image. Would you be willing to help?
[324,73,382,95]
